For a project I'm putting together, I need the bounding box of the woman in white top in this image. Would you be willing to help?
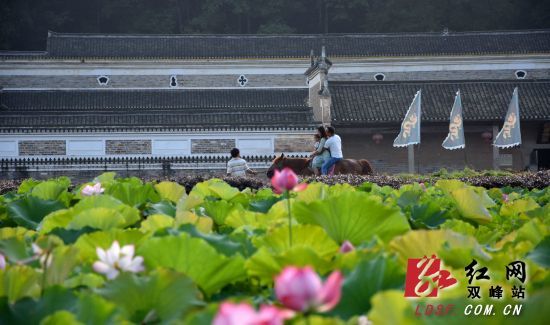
[310,126,331,175]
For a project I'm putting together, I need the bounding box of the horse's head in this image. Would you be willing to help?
[266,153,285,179]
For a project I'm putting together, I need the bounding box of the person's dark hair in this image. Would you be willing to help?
[314,134,321,140]
[326,126,336,135]
[317,125,328,138]
[230,148,240,158]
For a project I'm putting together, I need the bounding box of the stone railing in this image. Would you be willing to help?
[0,154,309,172]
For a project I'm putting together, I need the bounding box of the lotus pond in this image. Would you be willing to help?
[0,172,549,324]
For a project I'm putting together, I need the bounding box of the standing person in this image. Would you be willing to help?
[321,126,343,175]
[227,148,257,177]
[310,125,331,175]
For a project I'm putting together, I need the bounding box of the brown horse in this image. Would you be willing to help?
[266,153,374,178]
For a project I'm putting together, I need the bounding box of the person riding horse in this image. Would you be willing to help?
[321,126,343,175]
[309,126,331,175]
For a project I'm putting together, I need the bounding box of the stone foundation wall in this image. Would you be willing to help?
[19,140,66,156]
[191,139,236,154]
[106,140,152,155]
[274,135,313,153]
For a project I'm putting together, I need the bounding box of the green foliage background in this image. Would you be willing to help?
[1,0,549,50]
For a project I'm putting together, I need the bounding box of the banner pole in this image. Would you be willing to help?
[408,145,415,174]
[492,125,500,170]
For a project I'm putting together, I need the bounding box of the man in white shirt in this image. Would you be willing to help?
[227,148,257,177]
[321,126,343,175]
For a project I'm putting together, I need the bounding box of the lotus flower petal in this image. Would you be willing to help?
[316,271,343,312]
[339,240,355,253]
[213,302,257,325]
[275,266,322,311]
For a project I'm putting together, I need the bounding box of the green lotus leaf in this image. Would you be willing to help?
[208,181,241,201]
[408,201,449,229]
[389,229,491,269]
[435,179,467,192]
[495,218,548,249]
[252,224,339,259]
[295,182,329,203]
[7,196,65,230]
[67,207,128,230]
[93,172,116,183]
[0,286,77,324]
[40,196,140,233]
[0,236,32,261]
[106,181,160,207]
[367,290,415,325]
[0,286,117,325]
[31,181,71,207]
[396,190,422,209]
[329,255,405,320]
[17,178,42,194]
[97,269,204,322]
[225,209,282,230]
[500,198,540,217]
[175,224,245,257]
[138,233,247,296]
[176,192,204,211]
[154,181,186,203]
[245,246,334,284]
[74,229,147,262]
[0,289,121,325]
[175,211,213,233]
[140,214,174,233]
[64,273,105,289]
[0,227,35,240]
[202,200,238,225]
[440,219,477,236]
[75,292,122,325]
[40,310,83,325]
[44,245,80,287]
[39,209,75,234]
[183,303,218,325]
[0,265,41,303]
[450,187,492,224]
[49,227,98,245]
[293,191,410,245]
[528,236,550,268]
[146,200,176,217]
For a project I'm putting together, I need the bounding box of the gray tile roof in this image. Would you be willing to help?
[330,80,550,126]
[0,88,315,131]
[39,30,550,59]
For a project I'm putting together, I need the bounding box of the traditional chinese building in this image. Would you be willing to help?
[1,30,549,177]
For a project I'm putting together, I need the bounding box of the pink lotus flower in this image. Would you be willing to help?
[419,182,426,191]
[339,240,355,253]
[82,182,104,196]
[271,168,307,194]
[275,266,343,312]
[93,241,144,280]
[0,254,6,270]
[213,302,294,325]
[502,193,509,203]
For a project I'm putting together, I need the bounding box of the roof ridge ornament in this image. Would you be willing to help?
[317,46,332,72]
[319,78,331,97]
